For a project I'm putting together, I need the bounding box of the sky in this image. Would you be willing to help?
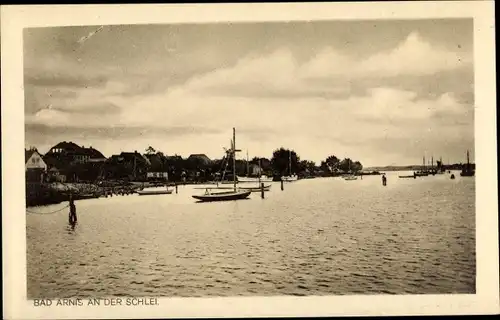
[23,19,474,166]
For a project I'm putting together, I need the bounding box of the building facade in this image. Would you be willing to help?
[25,148,47,182]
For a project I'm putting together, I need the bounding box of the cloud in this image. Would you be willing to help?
[24,72,108,88]
[24,28,474,165]
[301,32,471,79]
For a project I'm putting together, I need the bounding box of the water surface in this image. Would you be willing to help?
[27,171,475,297]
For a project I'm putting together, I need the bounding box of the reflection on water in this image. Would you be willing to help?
[27,172,475,298]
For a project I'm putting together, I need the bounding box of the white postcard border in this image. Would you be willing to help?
[1,2,498,319]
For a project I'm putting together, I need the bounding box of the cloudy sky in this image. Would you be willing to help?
[24,19,474,166]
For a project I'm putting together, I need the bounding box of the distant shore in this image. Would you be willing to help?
[26,171,385,208]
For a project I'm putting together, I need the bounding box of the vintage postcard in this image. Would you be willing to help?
[2,1,498,319]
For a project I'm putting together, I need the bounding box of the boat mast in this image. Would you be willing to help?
[233,128,236,192]
[246,150,249,177]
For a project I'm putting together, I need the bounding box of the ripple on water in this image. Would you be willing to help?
[26,177,476,297]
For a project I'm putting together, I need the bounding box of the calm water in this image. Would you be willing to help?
[27,171,475,298]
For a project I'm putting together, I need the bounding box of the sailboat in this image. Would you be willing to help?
[343,161,358,181]
[414,156,429,177]
[236,151,273,183]
[460,150,475,177]
[137,186,173,196]
[281,150,298,182]
[192,128,252,202]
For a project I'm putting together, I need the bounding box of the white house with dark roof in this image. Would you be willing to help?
[25,148,47,182]
[25,148,47,171]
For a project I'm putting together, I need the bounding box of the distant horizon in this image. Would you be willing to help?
[25,138,474,168]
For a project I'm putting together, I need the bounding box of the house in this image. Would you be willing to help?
[43,156,67,183]
[45,141,106,164]
[249,163,261,176]
[187,154,212,165]
[25,148,47,182]
[103,151,151,181]
[25,148,47,171]
[43,141,107,182]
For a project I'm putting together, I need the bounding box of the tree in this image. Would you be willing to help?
[145,146,156,155]
[271,147,300,175]
[299,160,316,174]
[325,155,340,168]
[352,161,363,172]
[338,158,363,172]
[338,158,353,172]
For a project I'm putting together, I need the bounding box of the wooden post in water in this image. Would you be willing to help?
[261,182,265,199]
[281,179,284,191]
[175,183,178,194]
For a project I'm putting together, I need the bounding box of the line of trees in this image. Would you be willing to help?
[97,145,365,182]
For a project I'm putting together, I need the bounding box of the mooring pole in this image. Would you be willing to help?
[281,179,284,191]
[175,182,178,194]
[261,182,265,199]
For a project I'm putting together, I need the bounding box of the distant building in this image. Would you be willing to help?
[45,141,106,164]
[25,148,47,171]
[25,148,47,182]
[146,172,168,180]
[43,141,107,182]
[103,151,151,181]
[249,163,261,176]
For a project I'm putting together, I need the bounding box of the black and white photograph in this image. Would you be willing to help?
[2,2,498,319]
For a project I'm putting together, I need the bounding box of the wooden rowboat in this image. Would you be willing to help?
[137,189,173,196]
[192,190,251,202]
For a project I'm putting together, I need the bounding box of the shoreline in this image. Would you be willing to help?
[25,172,384,208]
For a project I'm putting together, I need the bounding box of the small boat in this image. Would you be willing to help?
[239,184,271,192]
[450,174,456,180]
[281,174,298,182]
[137,188,173,196]
[238,151,273,183]
[460,150,475,177]
[343,175,357,181]
[281,150,298,182]
[193,189,251,202]
[399,175,416,179]
[193,128,252,202]
[414,171,429,177]
[342,162,358,180]
[237,175,273,183]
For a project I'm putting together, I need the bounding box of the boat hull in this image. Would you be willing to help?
[343,175,358,180]
[460,172,475,177]
[237,176,273,183]
[281,175,298,182]
[414,172,429,177]
[137,190,173,195]
[192,190,252,202]
[399,175,416,179]
[239,184,271,192]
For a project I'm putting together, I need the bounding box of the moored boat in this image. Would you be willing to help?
[343,175,357,181]
[193,189,251,202]
[193,128,252,202]
[239,184,271,192]
[399,174,416,179]
[237,175,273,183]
[281,150,298,182]
[137,188,173,195]
[460,150,475,177]
[281,174,298,182]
